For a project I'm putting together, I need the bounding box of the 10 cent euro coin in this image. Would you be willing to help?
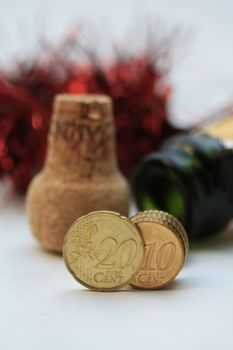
[63,211,144,291]
[130,210,188,289]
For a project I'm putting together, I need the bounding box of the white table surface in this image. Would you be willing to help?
[1,191,233,350]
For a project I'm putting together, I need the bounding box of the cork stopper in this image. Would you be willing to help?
[53,94,112,125]
[46,94,117,179]
[54,93,112,110]
[26,93,130,253]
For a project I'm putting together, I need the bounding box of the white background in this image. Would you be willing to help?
[1,0,233,124]
[0,1,233,350]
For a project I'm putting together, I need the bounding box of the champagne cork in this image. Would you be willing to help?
[26,94,130,253]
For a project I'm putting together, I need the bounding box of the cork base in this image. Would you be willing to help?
[26,171,130,253]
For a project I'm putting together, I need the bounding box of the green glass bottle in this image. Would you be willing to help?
[132,133,233,240]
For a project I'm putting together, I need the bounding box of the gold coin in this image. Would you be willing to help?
[132,210,189,256]
[130,210,188,289]
[63,211,144,291]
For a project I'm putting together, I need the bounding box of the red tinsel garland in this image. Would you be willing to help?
[0,30,181,194]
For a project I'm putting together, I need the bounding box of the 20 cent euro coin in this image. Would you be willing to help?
[63,211,144,291]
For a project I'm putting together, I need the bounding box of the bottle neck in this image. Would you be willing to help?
[133,134,233,239]
[45,104,118,179]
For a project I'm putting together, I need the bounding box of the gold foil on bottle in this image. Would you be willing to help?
[200,113,233,141]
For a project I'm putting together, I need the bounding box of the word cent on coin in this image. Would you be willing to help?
[63,211,144,291]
